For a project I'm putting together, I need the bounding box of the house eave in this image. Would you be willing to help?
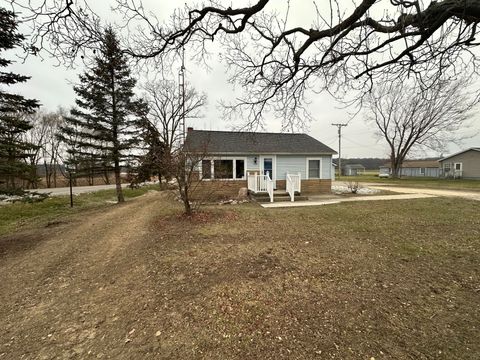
[439,148,480,162]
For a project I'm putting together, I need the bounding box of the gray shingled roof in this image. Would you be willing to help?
[185,130,337,154]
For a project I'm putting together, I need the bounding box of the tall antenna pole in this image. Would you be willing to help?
[178,46,186,145]
[331,123,348,179]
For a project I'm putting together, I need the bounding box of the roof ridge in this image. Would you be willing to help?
[190,129,308,135]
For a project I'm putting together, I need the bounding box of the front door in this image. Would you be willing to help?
[261,156,276,189]
[263,158,273,178]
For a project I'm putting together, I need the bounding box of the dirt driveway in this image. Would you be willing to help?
[0,192,163,359]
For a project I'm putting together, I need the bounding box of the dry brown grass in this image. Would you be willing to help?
[0,193,479,359]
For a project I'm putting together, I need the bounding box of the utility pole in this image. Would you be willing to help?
[331,123,348,179]
[178,46,186,146]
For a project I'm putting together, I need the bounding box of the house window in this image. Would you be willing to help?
[207,158,247,180]
[214,160,233,179]
[235,159,245,179]
[308,159,321,179]
[444,163,451,172]
[201,160,212,179]
[420,167,425,175]
[455,163,462,171]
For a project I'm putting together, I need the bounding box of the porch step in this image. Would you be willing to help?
[251,193,308,203]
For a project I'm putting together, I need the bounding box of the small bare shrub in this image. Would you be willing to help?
[345,181,359,194]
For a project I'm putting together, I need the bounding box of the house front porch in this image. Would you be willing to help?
[247,172,332,202]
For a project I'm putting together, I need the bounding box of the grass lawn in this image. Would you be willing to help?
[163,198,479,359]
[347,174,480,191]
[1,192,479,358]
[0,185,160,236]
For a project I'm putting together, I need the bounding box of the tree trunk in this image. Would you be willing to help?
[44,161,51,188]
[181,183,192,215]
[114,159,124,203]
[29,160,38,189]
[390,153,404,179]
[53,161,57,188]
[103,168,110,184]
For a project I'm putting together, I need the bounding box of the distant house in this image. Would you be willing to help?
[185,128,337,201]
[379,160,441,178]
[343,164,365,176]
[439,148,480,179]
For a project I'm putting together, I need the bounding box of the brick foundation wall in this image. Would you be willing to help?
[276,180,286,189]
[190,180,247,200]
[301,179,332,194]
[276,179,331,194]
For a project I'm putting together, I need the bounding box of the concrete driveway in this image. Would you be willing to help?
[35,184,128,196]
[262,182,480,208]
[367,185,480,201]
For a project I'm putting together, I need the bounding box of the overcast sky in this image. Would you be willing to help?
[7,0,480,159]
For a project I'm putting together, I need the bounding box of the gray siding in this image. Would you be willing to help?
[321,157,332,179]
[276,155,332,180]
[400,167,440,177]
[276,156,307,179]
[246,156,260,172]
[440,150,480,179]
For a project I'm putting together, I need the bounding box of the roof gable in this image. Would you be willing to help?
[185,130,337,155]
[439,148,480,162]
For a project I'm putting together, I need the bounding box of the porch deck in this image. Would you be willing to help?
[247,172,301,202]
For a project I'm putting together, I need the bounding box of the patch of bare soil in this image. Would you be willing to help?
[0,194,479,359]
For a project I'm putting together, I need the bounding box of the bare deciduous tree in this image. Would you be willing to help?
[364,77,476,178]
[143,80,207,153]
[22,110,65,188]
[161,148,209,216]
[23,111,49,188]
[9,1,480,127]
[41,111,64,188]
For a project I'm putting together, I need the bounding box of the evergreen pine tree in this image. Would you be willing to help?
[0,8,40,192]
[63,27,147,201]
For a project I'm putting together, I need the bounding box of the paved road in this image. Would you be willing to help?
[35,184,128,196]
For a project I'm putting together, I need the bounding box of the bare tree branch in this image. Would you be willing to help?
[9,0,480,127]
[364,76,477,177]
[142,80,207,152]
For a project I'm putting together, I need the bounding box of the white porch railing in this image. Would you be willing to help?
[286,173,301,202]
[266,174,274,203]
[247,172,274,202]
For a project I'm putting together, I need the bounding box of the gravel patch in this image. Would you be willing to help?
[332,185,381,195]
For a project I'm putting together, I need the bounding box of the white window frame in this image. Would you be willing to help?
[454,162,463,171]
[200,157,247,180]
[306,157,323,179]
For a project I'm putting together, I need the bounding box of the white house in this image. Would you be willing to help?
[185,128,337,201]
